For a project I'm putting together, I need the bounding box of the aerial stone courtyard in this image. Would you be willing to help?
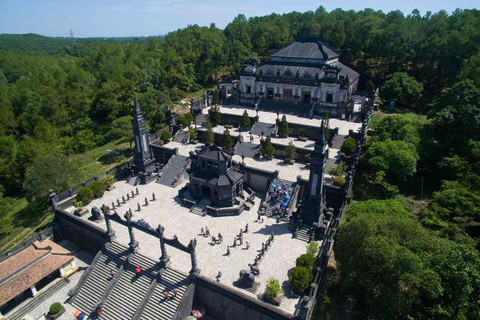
[65,105,362,314]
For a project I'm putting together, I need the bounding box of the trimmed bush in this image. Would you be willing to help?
[333,176,346,187]
[296,253,316,272]
[77,187,94,204]
[340,137,356,156]
[49,302,62,315]
[289,266,313,295]
[91,181,106,198]
[306,241,319,256]
[160,130,172,142]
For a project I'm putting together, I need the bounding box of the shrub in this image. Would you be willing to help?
[104,174,114,187]
[160,131,172,142]
[91,181,106,198]
[327,162,347,177]
[259,135,276,158]
[240,110,251,130]
[289,266,313,294]
[170,87,187,101]
[77,187,94,204]
[298,127,307,137]
[177,115,189,127]
[73,199,83,208]
[184,112,194,123]
[188,127,197,141]
[222,128,234,149]
[296,253,316,271]
[278,115,289,138]
[265,277,281,299]
[205,121,214,146]
[49,302,62,315]
[341,137,356,156]
[333,176,346,187]
[306,241,319,256]
[285,141,296,162]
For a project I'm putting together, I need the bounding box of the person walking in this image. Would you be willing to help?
[109,269,114,278]
[246,241,250,249]
[135,267,142,277]
[164,291,169,300]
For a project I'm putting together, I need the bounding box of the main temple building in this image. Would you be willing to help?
[235,39,359,117]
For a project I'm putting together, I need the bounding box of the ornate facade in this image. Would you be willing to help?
[237,39,359,117]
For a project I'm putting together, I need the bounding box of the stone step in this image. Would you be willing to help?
[190,206,205,217]
[100,253,158,320]
[157,156,189,187]
[139,269,190,320]
[296,227,311,243]
[71,242,129,313]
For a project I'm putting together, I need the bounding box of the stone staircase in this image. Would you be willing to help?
[101,253,158,320]
[251,122,276,137]
[6,278,70,320]
[156,155,189,187]
[173,130,189,143]
[139,269,190,320]
[127,176,140,186]
[296,226,311,243]
[190,206,205,217]
[72,242,129,314]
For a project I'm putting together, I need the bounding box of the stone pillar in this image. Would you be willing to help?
[188,239,200,275]
[101,205,116,241]
[156,224,170,265]
[124,211,139,252]
[48,189,58,211]
[30,285,38,297]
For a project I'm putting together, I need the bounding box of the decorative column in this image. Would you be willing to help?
[30,285,38,297]
[156,224,170,266]
[101,205,116,241]
[124,211,139,252]
[48,189,58,211]
[188,239,200,276]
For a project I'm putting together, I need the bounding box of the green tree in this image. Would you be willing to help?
[327,161,347,177]
[340,137,356,156]
[333,176,346,187]
[160,130,172,142]
[371,115,422,147]
[265,277,281,299]
[345,199,409,221]
[205,121,214,146]
[109,115,133,143]
[361,139,419,182]
[188,127,197,141]
[222,128,234,149]
[208,105,222,126]
[381,72,423,109]
[213,88,220,105]
[306,241,319,255]
[76,187,94,204]
[289,266,313,294]
[285,141,296,162]
[277,115,289,138]
[90,181,106,198]
[365,79,375,93]
[23,153,77,203]
[259,135,276,158]
[240,109,251,130]
[296,253,316,271]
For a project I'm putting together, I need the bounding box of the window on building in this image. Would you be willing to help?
[326,93,333,103]
[246,85,251,94]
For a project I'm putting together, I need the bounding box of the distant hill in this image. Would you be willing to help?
[0,33,164,56]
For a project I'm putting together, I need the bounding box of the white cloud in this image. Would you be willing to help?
[107,6,132,11]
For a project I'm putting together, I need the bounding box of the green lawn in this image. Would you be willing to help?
[0,139,133,253]
[68,139,133,185]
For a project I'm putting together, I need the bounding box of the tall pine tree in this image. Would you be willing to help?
[205,121,214,146]
[240,109,251,131]
[222,128,234,149]
[278,115,289,138]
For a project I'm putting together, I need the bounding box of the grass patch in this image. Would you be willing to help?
[0,196,53,252]
[68,139,133,185]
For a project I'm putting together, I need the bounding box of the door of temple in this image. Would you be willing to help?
[266,88,274,99]
[283,89,292,101]
[302,91,311,103]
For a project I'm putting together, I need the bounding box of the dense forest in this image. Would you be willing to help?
[1,7,480,318]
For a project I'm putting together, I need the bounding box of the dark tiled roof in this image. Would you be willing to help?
[271,42,338,60]
[198,145,232,161]
[258,64,323,78]
[330,61,360,81]
[192,169,243,186]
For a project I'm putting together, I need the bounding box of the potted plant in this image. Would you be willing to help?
[263,277,283,305]
[47,302,65,319]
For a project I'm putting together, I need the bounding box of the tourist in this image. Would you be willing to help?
[245,223,249,233]
[164,291,169,300]
[216,271,222,282]
[201,227,204,235]
[135,267,142,276]
[211,236,216,245]
[218,233,223,243]
[246,241,250,249]
[173,288,178,298]
[226,246,230,256]
[109,269,114,278]
[205,227,210,237]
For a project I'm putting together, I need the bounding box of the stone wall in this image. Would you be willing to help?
[173,282,196,320]
[194,276,293,320]
[55,208,109,254]
[242,166,276,193]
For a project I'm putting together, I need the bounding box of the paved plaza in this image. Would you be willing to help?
[67,180,310,314]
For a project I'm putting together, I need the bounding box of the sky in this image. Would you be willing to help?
[0,0,478,38]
